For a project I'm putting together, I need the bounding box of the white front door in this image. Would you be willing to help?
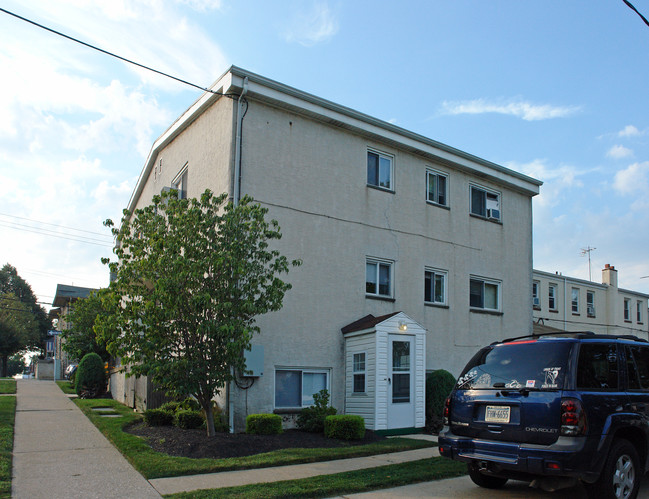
[387,334,415,429]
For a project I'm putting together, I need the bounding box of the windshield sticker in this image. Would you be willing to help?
[457,369,478,387]
[476,373,491,387]
[542,367,561,388]
[505,380,522,389]
[526,380,536,388]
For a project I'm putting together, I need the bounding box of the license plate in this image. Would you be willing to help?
[485,405,510,423]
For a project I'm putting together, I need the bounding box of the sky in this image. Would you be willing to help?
[1,0,648,309]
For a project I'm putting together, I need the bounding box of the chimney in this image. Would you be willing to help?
[602,264,618,288]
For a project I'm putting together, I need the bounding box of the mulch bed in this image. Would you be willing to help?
[126,422,386,460]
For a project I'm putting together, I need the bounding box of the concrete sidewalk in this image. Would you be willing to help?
[12,379,161,499]
[149,434,439,495]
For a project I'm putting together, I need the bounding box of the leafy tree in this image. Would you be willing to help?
[7,353,26,377]
[0,264,51,352]
[98,190,300,436]
[0,293,40,377]
[60,289,111,363]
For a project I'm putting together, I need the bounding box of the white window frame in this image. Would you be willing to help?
[624,299,631,321]
[571,288,580,314]
[586,291,596,317]
[638,301,644,323]
[426,168,448,207]
[470,184,501,221]
[367,149,393,191]
[274,368,330,409]
[366,258,393,298]
[352,352,366,394]
[424,267,447,305]
[532,281,540,308]
[172,164,188,199]
[469,276,501,312]
[549,284,557,311]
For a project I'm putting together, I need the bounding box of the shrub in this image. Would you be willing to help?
[426,369,457,433]
[75,353,106,398]
[296,389,337,433]
[178,398,201,412]
[174,409,204,429]
[159,400,182,413]
[144,408,174,426]
[324,415,365,440]
[246,414,283,435]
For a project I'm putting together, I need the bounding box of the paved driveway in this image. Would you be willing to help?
[337,473,649,498]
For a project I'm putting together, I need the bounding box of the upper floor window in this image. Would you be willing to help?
[426,169,448,207]
[638,301,644,323]
[424,268,447,305]
[367,150,393,190]
[571,288,579,314]
[172,166,188,199]
[532,281,540,308]
[587,291,596,317]
[549,284,557,311]
[470,185,500,221]
[470,276,501,311]
[366,258,393,298]
[624,299,631,322]
[353,353,366,393]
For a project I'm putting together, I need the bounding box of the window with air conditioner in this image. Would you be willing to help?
[587,291,596,318]
[532,281,540,308]
[470,185,501,221]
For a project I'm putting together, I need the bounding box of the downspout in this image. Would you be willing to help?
[229,76,249,433]
[563,275,567,330]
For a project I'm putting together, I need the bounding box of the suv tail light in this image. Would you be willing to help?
[443,396,451,425]
[561,398,587,436]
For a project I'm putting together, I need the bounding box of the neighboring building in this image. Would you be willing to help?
[532,265,649,339]
[116,66,542,432]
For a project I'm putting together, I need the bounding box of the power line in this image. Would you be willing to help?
[622,0,649,27]
[0,7,235,97]
[0,221,113,247]
[0,212,112,238]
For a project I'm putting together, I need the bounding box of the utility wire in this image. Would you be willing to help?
[0,7,233,96]
[0,221,113,247]
[0,212,112,238]
[622,0,649,27]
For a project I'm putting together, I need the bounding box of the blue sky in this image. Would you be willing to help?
[1,0,648,305]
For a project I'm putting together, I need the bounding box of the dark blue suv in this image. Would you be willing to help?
[438,332,649,499]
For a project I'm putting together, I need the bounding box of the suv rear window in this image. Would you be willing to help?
[577,343,620,390]
[457,340,572,390]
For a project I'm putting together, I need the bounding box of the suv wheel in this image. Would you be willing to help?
[467,463,508,489]
[585,439,640,499]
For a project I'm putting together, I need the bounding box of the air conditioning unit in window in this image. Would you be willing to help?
[487,209,500,220]
[533,297,540,307]
[161,186,179,197]
[587,305,595,316]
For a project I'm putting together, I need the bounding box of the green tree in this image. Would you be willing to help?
[0,293,40,377]
[98,190,300,436]
[60,289,111,363]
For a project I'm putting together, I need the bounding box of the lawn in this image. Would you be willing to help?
[0,396,16,499]
[55,380,76,395]
[71,398,435,480]
[0,380,16,395]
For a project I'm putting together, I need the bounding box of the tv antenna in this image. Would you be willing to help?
[580,246,596,281]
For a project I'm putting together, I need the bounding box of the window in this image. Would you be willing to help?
[571,288,579,314]
[624,299,631,321]
[426,169,448,206]
[626,345,649,390]
[470,185,500,220]
[366,258,393,298]
[424,268,447,305]
[353,353,366,393]
[638,301,643,323]
[172,166,188,199]
[532,281,540,308]
[275,369,329,408]
[587,291,595,317]
[470,277,500,311]
[577,343,619,390]
[549,284,557,311]
[367,150,393,190]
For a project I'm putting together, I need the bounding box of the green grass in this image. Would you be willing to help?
[165,457,466,498]
[55,380,76,395]
[0,380,16,395]
[73,399,434,480]
[0,396,16,499]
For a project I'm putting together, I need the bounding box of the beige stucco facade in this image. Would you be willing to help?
[120,66,541,431]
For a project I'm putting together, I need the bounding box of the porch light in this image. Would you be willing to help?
[398,321,407,331]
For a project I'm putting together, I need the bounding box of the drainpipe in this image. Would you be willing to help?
[228,76,249,433]
[232,77,249,207]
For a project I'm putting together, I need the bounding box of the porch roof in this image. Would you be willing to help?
[341,312,401,335]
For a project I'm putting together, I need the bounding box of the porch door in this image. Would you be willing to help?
[387,335,415,429]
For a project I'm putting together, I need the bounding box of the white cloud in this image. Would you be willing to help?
[283,2,339,46]
[606,145,633,159]
[613,162,649,195]
[440,98,581,121]
[175,0,222,11]
[618,125,642,137]
[508,159,585,208]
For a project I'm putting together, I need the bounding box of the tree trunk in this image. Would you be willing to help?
[204,402,215,436]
